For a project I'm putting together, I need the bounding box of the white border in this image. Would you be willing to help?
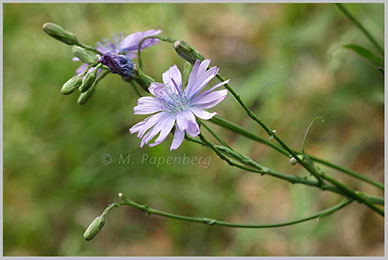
[1,1,386,259]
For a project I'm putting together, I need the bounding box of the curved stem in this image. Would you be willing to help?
[301,116,324,154]
[209,116,384,190]
[118,193,353,229]
[137,36,176,70]
[335,3,384,56]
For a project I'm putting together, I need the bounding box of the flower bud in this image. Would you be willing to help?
[43,23,79,45]
[72,46,98,65]
[79,69,97,93]
[83,216,105,241]
[98,52,135,79]
[61,76,82,95]
[173,40,204,65]
[77,86,95,105]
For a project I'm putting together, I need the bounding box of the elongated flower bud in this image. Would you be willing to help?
[83,216,105,241]
[43,23,79,45]
[173,40,204,65]
[79,69,97,92]
[98,52,135,79]
[72,46,98,64]
[77,86,95,105]
[61,76,82,95]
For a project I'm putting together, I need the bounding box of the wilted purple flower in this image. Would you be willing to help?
[74,29,161,75]
[129,59,229,150]
[98,52,135,79]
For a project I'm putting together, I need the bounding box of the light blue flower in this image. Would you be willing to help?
[130,59,229,150]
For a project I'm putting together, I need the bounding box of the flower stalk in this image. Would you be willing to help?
[95,193,353,229]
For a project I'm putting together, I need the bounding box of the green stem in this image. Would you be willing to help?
[198,119,231,148]
[127,79,142,97]
[93,70,110,89]
[185,135,383,206]
[335,3,384,55]
[118,193,353,228]
[137,36,176,70]
[132,33,383,190]
[209,116,384,190]
[310,156,384,190]
[77,41,103,56]
[214,73,324,186]
[301,116,324,154]
[319,173,384,216]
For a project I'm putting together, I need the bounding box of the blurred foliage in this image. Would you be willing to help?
[4,3,384,256]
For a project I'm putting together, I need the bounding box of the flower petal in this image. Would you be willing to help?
[170,127,185,150]
[129,117,149,134]
[200,79,230,96]
[185,59,207,97]
[118,29,162,53]
[176,110,196,131]
[190,107,217,120]
[133,96,164,115]
[149,116,176,147]
[185,121,200,137]
[129,112,166,139]
[191,89,228,109]
[162,64,182,93]
[141,114,174,147]
[149,82,165,96]
[185,59,219,100]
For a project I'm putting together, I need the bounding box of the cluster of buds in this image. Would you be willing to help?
[43,23,105,104]
[43,22,154,104]
[43,23,211,106]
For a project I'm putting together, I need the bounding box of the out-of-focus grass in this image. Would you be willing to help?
[4,3,384,256]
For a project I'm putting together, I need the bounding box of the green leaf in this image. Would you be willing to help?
[343,44,384,68]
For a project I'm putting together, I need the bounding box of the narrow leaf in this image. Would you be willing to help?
[344,44,384,67]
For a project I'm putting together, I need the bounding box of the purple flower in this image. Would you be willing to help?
[129,59,229,151]
[96,29,162,58]
[98,52,135,79]
[74,29,161,75]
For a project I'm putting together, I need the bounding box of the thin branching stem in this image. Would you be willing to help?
[198,119,231,148]
[209,116,384,190]
[185,135,383,206]
[214,73,325,186]
[115,193,353,229]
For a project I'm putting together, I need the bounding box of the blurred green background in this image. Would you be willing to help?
[4,3,384,256]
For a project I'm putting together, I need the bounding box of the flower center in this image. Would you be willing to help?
[155,82,189,114]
